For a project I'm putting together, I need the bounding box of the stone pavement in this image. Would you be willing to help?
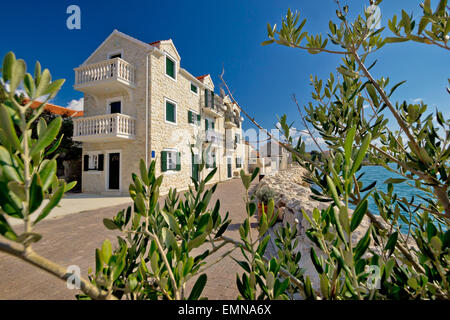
[0,178,258,300]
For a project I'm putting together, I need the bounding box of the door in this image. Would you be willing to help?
[192,153,199,182]
[227,157,232,178]
[110,101,121,114]
[108,153,120,190]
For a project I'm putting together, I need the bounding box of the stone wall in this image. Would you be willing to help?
[252,165,373,292]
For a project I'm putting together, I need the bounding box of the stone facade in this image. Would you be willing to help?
[74,30,247,194]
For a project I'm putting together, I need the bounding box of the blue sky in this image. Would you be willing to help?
[0,0,448,147]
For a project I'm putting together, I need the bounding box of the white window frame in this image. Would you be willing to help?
[104,149,122,192]
[163,148,179,174]
[164,97,177,125]
[107,49,124,60]
[190,82,199,95]
[106,96,124,114]
[164,52,177,82]
[85,151,102,174]
[188,109,200,127]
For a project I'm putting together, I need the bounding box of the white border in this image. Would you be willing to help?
[106,96,124,114]
[107,49,124,60]
[164,52,177,82]
[84,151,103,174]
[190,82,199,96]
[164,97,177,125]
[162,148,179,175]
[105,149,122,191]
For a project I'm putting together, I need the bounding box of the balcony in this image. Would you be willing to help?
[203,130,220,146]
[73,113,136,142]
[74,58,136,95]
[202,105,222,118]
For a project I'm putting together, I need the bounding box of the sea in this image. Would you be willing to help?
[357,165,446,233]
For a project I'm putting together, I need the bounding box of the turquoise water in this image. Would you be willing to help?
[357,165,431,233]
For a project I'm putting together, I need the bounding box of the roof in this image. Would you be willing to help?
[26,99,84,117]
[196,74,209,80]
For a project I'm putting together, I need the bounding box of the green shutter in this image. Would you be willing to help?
[166,57,175,78]
[166,101,175,123]
[161,151,167,172]
[197,114,201,125]
[191,83,197,93]
[205,119,209,131]
[188,110,193,124]
[211,90,215,109]
[211,121,215,130]
[204,89,209,107]
[213,152,216,168]
[176,152,181,171]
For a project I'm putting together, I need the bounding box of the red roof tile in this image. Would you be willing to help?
[196,74,209,80]
[25,99,83,117]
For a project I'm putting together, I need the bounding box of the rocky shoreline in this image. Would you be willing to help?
[250,165,374,292]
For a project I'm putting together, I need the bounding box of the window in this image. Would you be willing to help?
[205,118,215,131]
[161,150,181,172]
[190,83,198,94]
[236,157,242,168]
[83,154,104,171]
[108,50,123,59]
[109,101,121,114]
[206,149,216,169]
[166,56,176,79]
[165,100,177,124]
[204,89,215,109]
[188,110,200,125]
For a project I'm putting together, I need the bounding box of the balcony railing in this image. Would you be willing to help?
[74,58,136,88]
[73,113,136,142]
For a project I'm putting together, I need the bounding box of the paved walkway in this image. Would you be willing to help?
[0,178,258,300]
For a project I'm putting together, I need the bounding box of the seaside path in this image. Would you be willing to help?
[0,178,257,300]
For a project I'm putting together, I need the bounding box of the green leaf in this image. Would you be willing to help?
[0,105,22,151]
[0,214,17,241]
[261,40,275,46]
[35,68,51,98]
[383,178,407,184]
[29,173,43,214]
[240,170,251,190]
[384,232,398,257]
[39,159,57,191]
[188,274,207,300]
[30,116,62,157]
[214,220,230,239]
[101,239,112,264]
[2,52,15,82]
[9,59,26,95]
[354,225,371,260]
[103,218,120,230]
[204,167,217,183]
[188,233,206,250]
[388,80,407,97]
[44,79,65,99]
[384,37,409,43]
[7,181,26,201]
[350,200,368,232]
[326,176,341,208]
[344,126,356,165]
[350,132,372,176]
[139,159,149,185]
[310,247,324,274]
[161,210,181,235]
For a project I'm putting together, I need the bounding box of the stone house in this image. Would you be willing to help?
[72,30,246,195]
